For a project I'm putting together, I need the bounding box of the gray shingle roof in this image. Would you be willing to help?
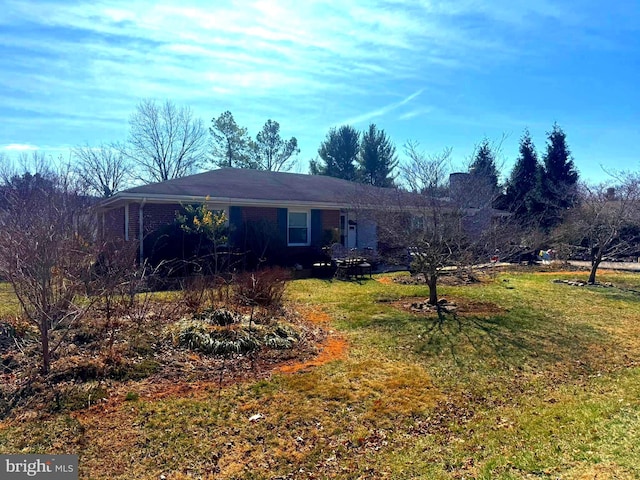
[117,168,377,205]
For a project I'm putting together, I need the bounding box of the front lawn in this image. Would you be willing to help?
[2,268,640,479]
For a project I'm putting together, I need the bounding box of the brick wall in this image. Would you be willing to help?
[128,203,139,241]
[100,203,343,266]
[241,206,278,224]
[142,203,182,235]
[322,209,340,230]
[102,207,125,239]
[101,202,182,242]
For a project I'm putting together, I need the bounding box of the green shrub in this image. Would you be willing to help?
[49,384,108,412]
[174,319,211,352]
[264,324,300,350]
[194,307,239,326]
[170,318,300,355]
[208,328,261,354]
[108,359,160,381]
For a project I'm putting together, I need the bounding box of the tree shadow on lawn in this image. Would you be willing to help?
[593,289,640,304]
[368,303,609,377]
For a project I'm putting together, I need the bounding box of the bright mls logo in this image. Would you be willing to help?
[1,455,78,479]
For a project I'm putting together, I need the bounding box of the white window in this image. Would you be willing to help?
[288,211,310,246]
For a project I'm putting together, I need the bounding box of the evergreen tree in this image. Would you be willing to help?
[543,123,578,203]
[539,123,579,228]
[467,139,499,207]
[253,119,299,172]
[210,111,255,169]
[469,139,499,190]
[310,125,359,181]
[502,129,539,218]
[358,123,398,187]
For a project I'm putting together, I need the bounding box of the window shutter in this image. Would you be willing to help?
[228,206,242,245]
[311,209,323,246]
[277,208,288,243]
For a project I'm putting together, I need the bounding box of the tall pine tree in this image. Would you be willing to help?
[310,125,359,181]
[502,129,539,219]
[540,123,579,228]
[467,139,500,207]
[358,123,398,187]
[209,111,255,169]
[253,119,299,172]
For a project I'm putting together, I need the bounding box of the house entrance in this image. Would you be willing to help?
[340,213,357,249]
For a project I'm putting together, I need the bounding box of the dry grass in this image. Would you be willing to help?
[2,268,640,478]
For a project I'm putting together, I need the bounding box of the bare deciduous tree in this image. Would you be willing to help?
[73,142,130,197]
[0,152,14,184]
[0,169,97,374]
[399,141,451,195]
[125,99,208,183]
[374,146,465,305]
[556,175,640,284]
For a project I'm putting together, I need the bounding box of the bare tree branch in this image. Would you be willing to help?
[124,99,208,183]
[73,142,131,197]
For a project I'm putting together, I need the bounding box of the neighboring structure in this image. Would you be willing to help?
[96,168,378,265]
[448,172,510,236]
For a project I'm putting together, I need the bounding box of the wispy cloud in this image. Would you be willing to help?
[0,0,637,177]
[340,89,425,125]
[399,107,434,121]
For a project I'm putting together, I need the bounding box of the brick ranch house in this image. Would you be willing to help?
[96,168,381,266]
[96,168,508,268]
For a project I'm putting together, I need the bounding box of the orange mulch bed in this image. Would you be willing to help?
[277,308,348,374]
[376,277,395,285]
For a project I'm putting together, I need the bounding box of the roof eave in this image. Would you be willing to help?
[96,192,349,211]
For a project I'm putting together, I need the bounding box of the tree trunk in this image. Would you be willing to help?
[427,273,438,305]
[588,251,602,284]
[40,320,50,375]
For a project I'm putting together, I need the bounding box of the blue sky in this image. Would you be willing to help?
[1,0,638,182]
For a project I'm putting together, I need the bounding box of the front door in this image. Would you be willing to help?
[340,213,357,249]
[347,219,357,249]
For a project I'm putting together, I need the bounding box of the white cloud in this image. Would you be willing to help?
[3,144,39,151]
[1,0,636,170]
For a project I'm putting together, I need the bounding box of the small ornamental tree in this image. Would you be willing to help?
[556,176,640,284]
[379,145,465,305]
[175,203,229,275]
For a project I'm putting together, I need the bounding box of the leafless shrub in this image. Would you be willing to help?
[0,169,97,374]
[233,268,291,313]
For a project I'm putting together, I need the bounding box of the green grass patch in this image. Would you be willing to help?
[2,270,640,478]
